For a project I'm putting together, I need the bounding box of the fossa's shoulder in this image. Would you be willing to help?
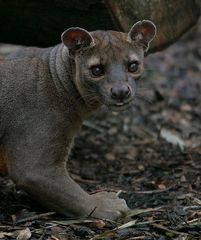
[6,46,54,62]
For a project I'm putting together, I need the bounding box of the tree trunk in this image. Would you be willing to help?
[0,0,200,53]
[105,0,200,53]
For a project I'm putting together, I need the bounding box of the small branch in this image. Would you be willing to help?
[16,212,55,224]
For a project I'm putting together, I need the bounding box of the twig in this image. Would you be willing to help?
[182,217,201,225]
[152,223,188,236]
[190,189,201,196]
[183,205,201,211]
[16,212,55,224]
[129,237,146,240]
[134,185,174,194]
[83,121,104,133]
[38,228,47,240]
[71,173,100,184]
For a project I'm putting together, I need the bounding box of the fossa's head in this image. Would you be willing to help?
[61,20,156,111]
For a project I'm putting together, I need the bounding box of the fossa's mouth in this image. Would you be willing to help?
[107,100,132,112]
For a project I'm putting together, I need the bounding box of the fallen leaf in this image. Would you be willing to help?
[105,153,115,161]
[160,128,186,150]
[158,183,166,190]
[92,220,106,228]
[0,232,14,238]
[48,236,59,240]
[16,228,31,240]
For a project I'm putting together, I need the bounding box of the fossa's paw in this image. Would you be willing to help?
[90,191,129,220]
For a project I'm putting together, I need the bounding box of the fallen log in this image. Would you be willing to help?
[0,0,200,53]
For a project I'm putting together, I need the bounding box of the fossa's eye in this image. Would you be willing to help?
[128,61,139,73]
[91,65,104,77]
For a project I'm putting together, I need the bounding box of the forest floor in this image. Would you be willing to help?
[0,20,201,240]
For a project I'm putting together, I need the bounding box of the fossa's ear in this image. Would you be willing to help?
[61,27,95,56]
[128,20,156,52]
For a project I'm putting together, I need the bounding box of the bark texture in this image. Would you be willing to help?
[0,0,200,52]
[105,0,200,52]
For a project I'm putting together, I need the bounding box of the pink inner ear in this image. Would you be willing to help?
[68,30,89,43]
[62,28,93,50]
[130,21,156,44]
[140,22,155,40]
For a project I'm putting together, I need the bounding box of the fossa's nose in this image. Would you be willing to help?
[111,85,131,101]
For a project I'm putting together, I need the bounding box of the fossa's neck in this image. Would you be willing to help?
[48,45,99,120]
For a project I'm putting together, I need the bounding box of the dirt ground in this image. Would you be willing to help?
[0,19,201,239]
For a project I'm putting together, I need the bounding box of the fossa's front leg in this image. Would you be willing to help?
[5,119,128,219]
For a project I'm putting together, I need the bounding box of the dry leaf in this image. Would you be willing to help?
[105,153,115,161]
[0,232,14,238]
[158,183,166,190]
[16,228,31,240]
[160,128,186,150]
[48,236,60,240]
[92,220,106,228]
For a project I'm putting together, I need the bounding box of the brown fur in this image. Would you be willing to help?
[0,21,156,220]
